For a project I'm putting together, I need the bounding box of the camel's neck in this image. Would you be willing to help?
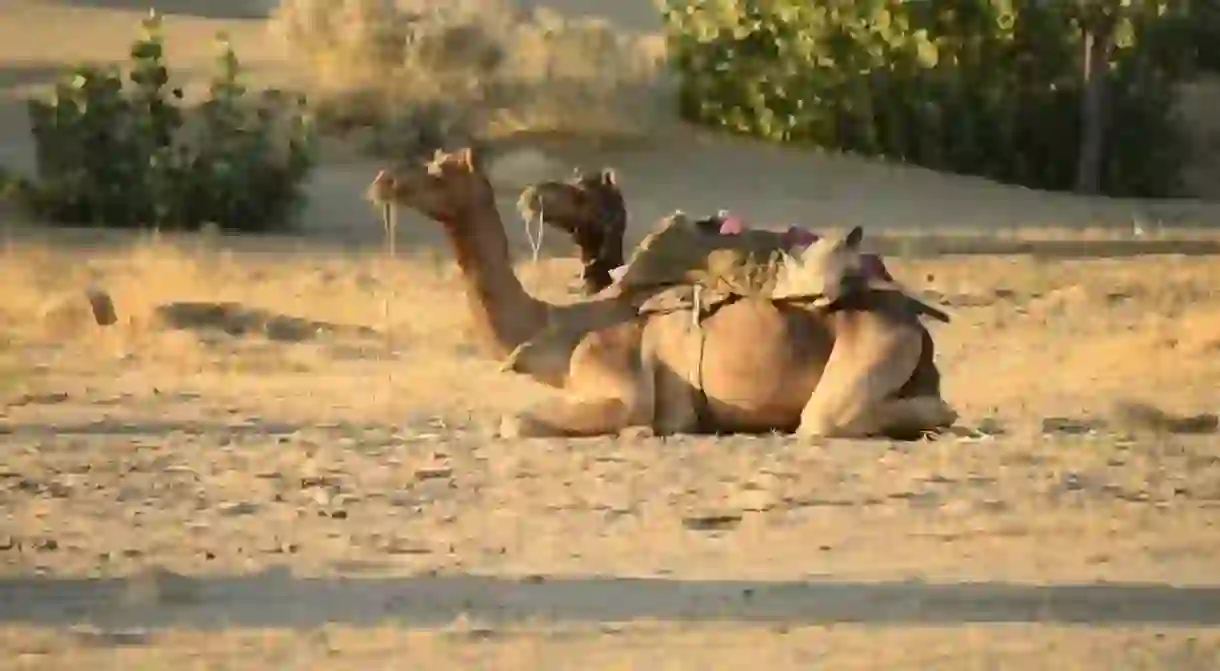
[441,196,548,359]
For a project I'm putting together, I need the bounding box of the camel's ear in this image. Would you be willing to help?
[454,147,474,168]
[844,225,864,250]
[600,168,617,186]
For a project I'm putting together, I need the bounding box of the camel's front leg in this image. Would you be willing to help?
[500,322,653,438]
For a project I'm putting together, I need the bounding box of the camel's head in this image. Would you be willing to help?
[517,168,627,295]
[366,147,492,225]
[791,225,869,306]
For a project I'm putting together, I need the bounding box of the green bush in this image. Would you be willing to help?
[17,12,315,231]
[662,0,1197,198]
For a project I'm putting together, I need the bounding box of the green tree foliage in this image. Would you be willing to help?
[662,0,1198,197]
[14,12,315,231]
[1193,0,1220,73]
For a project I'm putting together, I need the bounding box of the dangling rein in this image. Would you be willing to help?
[381,201,396,259]
[380,200,397,354]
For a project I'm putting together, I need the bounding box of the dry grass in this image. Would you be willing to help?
[268,0,669,152]
[0,231,592,424]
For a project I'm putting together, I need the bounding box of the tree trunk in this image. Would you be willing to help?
[1075,23,1114,194]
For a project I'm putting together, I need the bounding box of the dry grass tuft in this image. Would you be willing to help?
[0,230,583,421]
[268,0,669,156]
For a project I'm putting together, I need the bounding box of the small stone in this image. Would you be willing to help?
[1041,416,1098,435]
[414,466,452,481]
[681,511,743,531]
[380,537,432,555]
[264,540,299,554]
[37,286,117,337]
[1060,472,1087,491]
[6,392,70,407]
[217,501,260,516]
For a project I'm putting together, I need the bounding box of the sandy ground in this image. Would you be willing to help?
[2,0,1220,668]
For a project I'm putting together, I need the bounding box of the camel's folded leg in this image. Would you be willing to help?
[501,320,655,439]
[796,318,927,439]
[499,396,634,438]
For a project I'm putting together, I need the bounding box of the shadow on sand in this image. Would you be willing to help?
[153,301,380,342]
[1,571,1219,630]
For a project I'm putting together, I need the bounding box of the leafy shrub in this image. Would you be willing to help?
[269,0,666,157]
[663,0,1198,198]
[18,12,315,231]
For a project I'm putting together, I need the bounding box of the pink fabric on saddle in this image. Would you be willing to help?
[718,215,745,235]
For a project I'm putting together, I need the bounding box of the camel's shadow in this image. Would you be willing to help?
[153,301,380,344]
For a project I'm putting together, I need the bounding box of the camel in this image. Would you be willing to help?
[516,168,627,295]
[367,148,957,439]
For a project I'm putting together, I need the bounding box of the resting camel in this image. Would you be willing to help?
[367,148,957,439]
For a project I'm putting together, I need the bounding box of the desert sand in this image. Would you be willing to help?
[2,0,1220,668]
